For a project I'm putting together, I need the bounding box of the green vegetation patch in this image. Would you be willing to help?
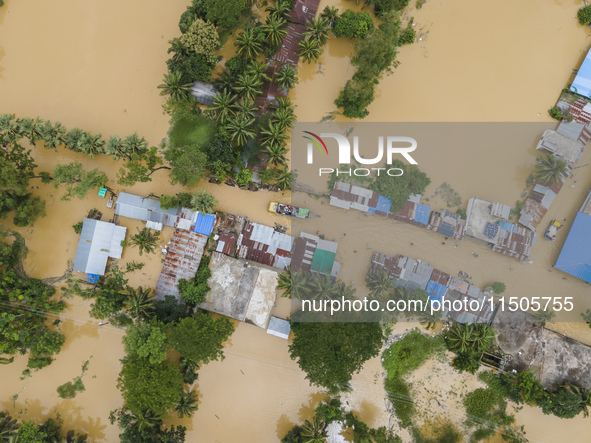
[382,329,445,379]
[168,112,214,149]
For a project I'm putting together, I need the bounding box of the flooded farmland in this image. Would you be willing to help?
[2,0,591,441]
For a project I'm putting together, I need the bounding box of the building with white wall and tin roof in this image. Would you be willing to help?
[73,219,127,276]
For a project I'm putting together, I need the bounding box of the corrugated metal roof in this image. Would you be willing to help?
[570,48,591,99]
[194,212,216,236]
[73,219,127,276]
[311,249,336,275]
[191,81,218,106]
[317,239,338,253]
[115,192,187,228]
[491,202,511,219]
[554,211,591,283]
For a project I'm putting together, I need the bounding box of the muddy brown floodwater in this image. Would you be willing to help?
[1,0,591,441]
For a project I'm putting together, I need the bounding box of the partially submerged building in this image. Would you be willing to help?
[290,232,340,278]
[493,309,591,390]
[199,252,279,329]
[536,128,588,164]
[266,316,291,339]
[368,252,494,324]
[465,198,534,261]
[73,219,127,276]
[114,192,196,231]
[518,182,561,231]
[570,47,591,99]
[236,221,293,270]
[554,192,591,283]
[329,181,466,240]
[154,229,208,300]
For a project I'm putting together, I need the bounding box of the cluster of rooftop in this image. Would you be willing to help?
[328,181,533,261]
[329,181,466,239]
[368,251,495,324]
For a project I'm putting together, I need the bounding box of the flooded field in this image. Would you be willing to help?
[2,0,591,441]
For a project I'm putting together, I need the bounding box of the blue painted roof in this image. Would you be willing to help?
[414,204,431,225]
[501,221,516,233]
[376,195,392,213]
[554,212,591,283]
[193,212,216,236]
[571,49,591,99]
[426,280,447,303]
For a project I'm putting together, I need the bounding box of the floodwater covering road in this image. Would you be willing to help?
[1,0,591,441]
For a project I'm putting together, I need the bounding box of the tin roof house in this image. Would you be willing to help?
[114,192,196,231]
[73,219,127,276]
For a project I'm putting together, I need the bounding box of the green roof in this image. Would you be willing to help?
[297,208,309,218]
[310,249,336,275]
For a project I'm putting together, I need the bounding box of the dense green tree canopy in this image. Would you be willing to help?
[289,314,385,393]
[52,162,108,200]
[164,143,209,187]
[204,0,246,30]
[179,19,220,65]
[334,79,375,119]
[123,321,169,365]
[169,312,234,365]
[369,160,430,212]
[117,355,184,416]
[333,10,374,39]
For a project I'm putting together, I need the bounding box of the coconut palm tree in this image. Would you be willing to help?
[235,74,263,102]
[225,115,256,147]
[64,430,89,442]
[123,132,149,157]
[298,36,322,64]
[533,154,569,185]
[366,269,394,299]
[81,133,105,158]
[300,417,327,442]
[0,412,18,441]
[534,308,556,326]
[272,107,296,131]
[275,65,298,90]
[214,71,235,94]
[39,120,67,149]
[235,99,258,120]
[180,357,200,384]
[234,28,262,59]
[158,71,193,102]
[335,280,356,300]
[263,16,288,47]
[190,189,218,214]
[0,114,19,143]
[277,267,312,299]
[309,274,338,301]
[263,142,288,166]
[124,286,155,320]
[131,410,163,434]
[446,323,476,353]
[272,96,296,115]
[304,17,331,46]
[320,6,339,25]
[105,135,125,160]
[265,0,291,21]
[210,90,237,125]
[130,228,160,256]
[18,117,44,145]
[246,60,271,83]
[175,389,199,418]
[260,120,289,147]
[274,164,293,190]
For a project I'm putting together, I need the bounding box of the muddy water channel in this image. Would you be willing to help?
[2,0,591,441]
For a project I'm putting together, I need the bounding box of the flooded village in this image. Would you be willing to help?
[2,0,591,442]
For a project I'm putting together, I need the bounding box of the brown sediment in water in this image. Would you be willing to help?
[1,0,591,441]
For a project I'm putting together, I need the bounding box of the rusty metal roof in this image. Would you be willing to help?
[289,0,321,25]
[154,229,208,300]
